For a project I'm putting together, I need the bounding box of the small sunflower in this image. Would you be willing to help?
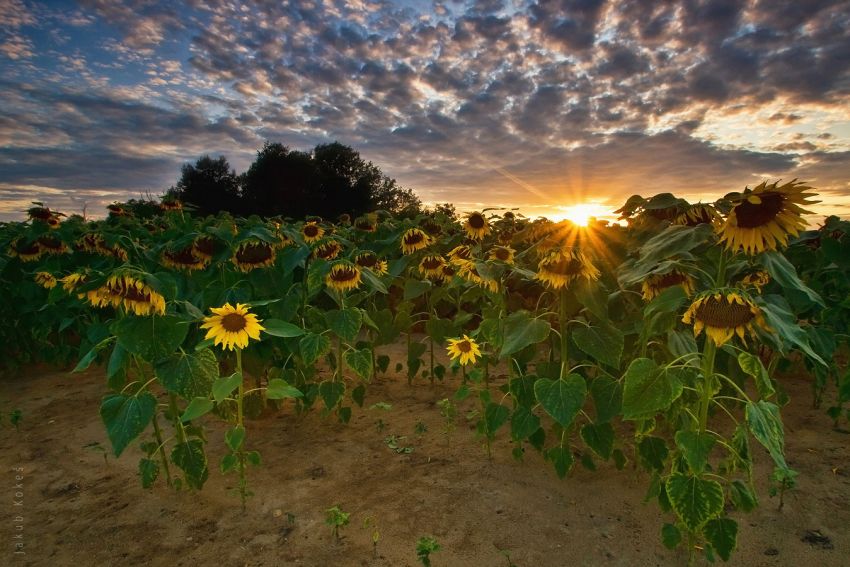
[37,235,69,256]
[740,270,770,291]
[420,218,443,236]
[337,213,351,225]
[419,255,446,278]
[464,211,491,240]
[201,303,265,351]
[313,239,342,260]
[302,222,325,243]
[35,272,57,289]
[87,272,167,316]
[354,214,378,232]
[400,228,431,255]
[326,261,362,292]
[162,246,209,271]
[160,198,182,211]
[673,203,720,227]
[27,206,53,222]
[446,335,482,366]
[447,245,474,267]
[60,272,87,294]
[497,229,515,246]
[641,270,696,301]
[8,239,42,262]
[718,179,818,255]
[535,249,600,289]
[354,251,389,275]
[682,290,768,346]
[233,240,276,272]
[46,215,62,229]
[488,246,515,264]
[458,263,500,293]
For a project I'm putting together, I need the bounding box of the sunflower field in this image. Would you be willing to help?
[1,179,846,563]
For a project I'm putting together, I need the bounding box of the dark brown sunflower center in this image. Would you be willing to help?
[194,237,216,256]
[442,265,456,277]
[356,221,375,230]
[356,254,377,267]
[656,272,687,288]
[468,214,485,229]
[421,220,442,235]
[735,193,784,228]
[221,313,247,332]
[453,247,471,260]
[494,248,511,261]
[316,243,339,258]
[648,207,679,221]
[15,241,40,255]
[166,247,199,264]
[457,340,472,353]
[422,257,443,269]
[37,237,63,250]
[331,267,358,282]
[695,298,755,328]
[29,208,52,220]
[685,208,713,226]
[236,243,273,264]
[544,258,583,276]
[404,232,424,245]
[303,225,320,237]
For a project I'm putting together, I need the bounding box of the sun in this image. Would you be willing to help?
[557,203,610,227]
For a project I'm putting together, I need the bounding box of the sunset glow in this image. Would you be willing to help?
[553,203,613,227]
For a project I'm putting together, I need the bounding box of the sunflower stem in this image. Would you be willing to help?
[715,249,728,287]
[235,347,249,511]
[699,337,717,434]
[151,410,173,489]
[168,392,188,444]
[559,287,570,380]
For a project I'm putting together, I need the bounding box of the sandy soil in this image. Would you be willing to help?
[2,341,849,567]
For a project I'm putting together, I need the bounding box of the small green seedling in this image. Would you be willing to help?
[437,398,456,446]
[416,536,441,566]
[414,420,428,436]
[385,434,414,454]
[363,516,380,557]
[325,505,350,543]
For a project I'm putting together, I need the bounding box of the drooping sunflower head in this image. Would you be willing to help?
[673,203,720,227]
[739,270,770,292]
[301,221,325,243]
[35,272,57,289]
[446,335,482,366]
[458,263,500,293]
[447,244,474,267]
[420,217,443,236]
[419,255,446,278]
[8,239,42,262]
[497,229,515,246]
[718,179,818,255]
[400,228,431,255]
[46,215,62,229]
[192,236,219,260]
[536,248,600,289]
[337,213,351,225]
[326,261,363,292]
[88,271,167,316]
[641,270,696,301]
[354,251,389,275]
[441,264,457,280]
[313,239,342,260]
[37,235,69,256]
[488,246,515,264]
[160,198,182,211]
[354,214,378,232]
[682,290,768,346]
[162,246,209,272]
[232,240,276,272]
[464,211,491,240]
[27,206,53,221]
[61,272,87,293]
[200,302,265,351]
[76,233,105,254]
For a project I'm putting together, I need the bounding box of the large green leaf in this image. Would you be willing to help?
[580,422,614,459]
[572,323,623,368]
[545,446,573,479]
[100,392,157,457]
[262,319,306,338]
[589,374,622,424]
[212,372,242,403]
[745,401,787,469]
[300,333,331,365]
[155,349,218,399]
[266,378,303,399]
[483,403,510,438]
[403,279,432,300]
[638,436,668,471]
[500,312,551,358]
[665,473,724,532]
[360,268,388,294]
[73,336,115,373]
[319,381,345,410]
[180,397,214,422]
[138,458,159,489]
[737,352,775,398]
[638,224,713,265]
[510,405,540,441]
[533,374,587,428]
[344,348,373,380]
[171,438,209,490]
[759,251,823,307]
[757,295,825,366]
[621,358,684,420]
[704,518,738,562]
[111,315,188,363]
[674,430,716,474]
[325,308,363,342]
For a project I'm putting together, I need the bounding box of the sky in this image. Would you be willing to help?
[1,0,849,222]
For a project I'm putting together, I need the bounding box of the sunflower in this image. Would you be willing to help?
[302,222,325,243]
[740,270,770,292]
[641,270,696,301]
[313,239,342,260]
[192,236,218,260]
[160,198,182,211]
[458,263,500,293]
[107,203,128,217]
[35,272,57,289]
[60,272,87,294]
[27,206,53,222]
[488,246,515,264]
[87,272,167,316]
[201,303,265,351]
[464,212,491,240]
[683,290,768,346]
[337,213,351,225]
[162,246,209,271]
[718,179,818,255]
[354,251,389,275]
[441,264,457,279]
[497,229,515,246]
[446,335,482,366]
[37,235,69,256]
[535,248,600,290]
[420,217,443,236]
[326,261,362,292]
[76,233,104,254]
[8,239,42,262]
[673,203,720,226]
[354,215,377,232]
[419,255,446,278]
[447,245,474,267]
[400,228,431,255]
[46,215,62,229]
[233,240,276,272]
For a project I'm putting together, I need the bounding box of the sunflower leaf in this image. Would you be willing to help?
[100,392,157,457]
[213,372,242,403]
[759,251,824,307]
[262,319,306,338]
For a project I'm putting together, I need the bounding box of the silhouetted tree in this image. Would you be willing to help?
[373,176,422,215]
[313,142,374,218]
[241,143,316,218]
[174,155,241,216]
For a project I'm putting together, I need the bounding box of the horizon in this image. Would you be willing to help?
[1,0,848,222]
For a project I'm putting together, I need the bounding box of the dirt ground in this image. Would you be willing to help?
[2,340,849,567]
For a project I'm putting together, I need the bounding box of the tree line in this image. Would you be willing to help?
[168,141,422,219]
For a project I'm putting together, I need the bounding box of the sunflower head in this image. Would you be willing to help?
[739,270,770,292]
[458,263,500,293]
[313,239,342,260]
[302,221,325,243]
[107,203,128,217]
[61,272,87,293]
[420,217,443,236]
[37,235,69,256]
[35,272,57,289]
[192,236,219,260]
[641,270,696,301]
[446,335,482,366]
[88,271,167,316]
[400,228,431,255]
[160,198,182,211]
[337,213,351,225]
[682,290,768,346]
[488,246,515,264]
[536,248,600,289]
[718,179,818,255]
[355,214,378,232]
[419,255,447,278]
[162,246,209,271]
[233,240,276,272]
[354,251,388,275]
[447,245,474,267]
[326,261,362,292]
[497,229,515,246]
[200,303,265,351]
[464,212,491,240]
[46,215,62,229]
[673,203,720,227]
[8,239,42,262]
[27,206,53,221]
